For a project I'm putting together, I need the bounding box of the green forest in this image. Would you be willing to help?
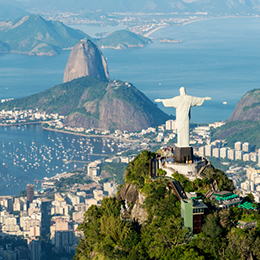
[74,151,260,260]
[211,120,260,149]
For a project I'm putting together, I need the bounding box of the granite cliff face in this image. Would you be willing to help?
[63,39,109,83]
[228,89,260,122]
[61,77,170,132]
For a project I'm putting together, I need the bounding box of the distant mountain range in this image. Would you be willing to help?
[0,38,169,131]
[0,15,89,56]
[4,0,260,14]
[0,15,151,56]
[212,89,260,148]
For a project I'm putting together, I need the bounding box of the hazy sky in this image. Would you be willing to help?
[1,0,260,14]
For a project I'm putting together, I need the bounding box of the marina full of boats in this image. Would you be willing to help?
[0,124,130,195]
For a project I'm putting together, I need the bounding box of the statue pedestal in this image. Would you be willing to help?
[174,147,193,163]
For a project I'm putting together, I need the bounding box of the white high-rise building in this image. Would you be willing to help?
[250,153,257,162]
[251,181,255,191]
[205,145,213,157]
[243,153,250,161]
[235,150,244,160]
[241,180,250,191]
[165,120,176,131]
[242,142,251,152]
[220,147,228,158]
[88,160,101,177]
[212,148,220,158]
[228,149,235,160]
[198,146,205,157]
[235,141,242,151]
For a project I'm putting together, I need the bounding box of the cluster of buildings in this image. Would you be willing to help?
[0,109,64,125]
[0,186,48,260]
[0,164,118,260]
[190,124,259,165]
[240,168,260,202]
[197,141,260,164]
[1,98,14,103]
[0,241,40,260]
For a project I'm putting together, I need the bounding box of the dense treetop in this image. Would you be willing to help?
[74,151,260,260]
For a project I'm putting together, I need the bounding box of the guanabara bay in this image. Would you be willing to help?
[1,2,260,260]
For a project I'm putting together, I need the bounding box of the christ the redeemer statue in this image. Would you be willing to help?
[155,87,211,148]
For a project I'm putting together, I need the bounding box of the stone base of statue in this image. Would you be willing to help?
[174,147,193,163]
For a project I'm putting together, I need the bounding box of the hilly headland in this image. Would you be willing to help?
[0,14,90,56]
[211,89,260,148]
[96,30,152,49]
[0,75,170,132]
[0,38,169,132]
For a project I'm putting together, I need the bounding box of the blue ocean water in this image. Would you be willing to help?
[102,17,260,123]
[70,24,127,38]
[0,17,260,194]
[1,17,260,122]
[0,124,121,195]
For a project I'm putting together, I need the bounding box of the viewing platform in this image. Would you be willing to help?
[163,158,207,181]
[150,146,213,181]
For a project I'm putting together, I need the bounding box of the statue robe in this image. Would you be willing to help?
[161,95,206,147]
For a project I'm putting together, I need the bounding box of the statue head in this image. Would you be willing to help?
[180,87,186,96]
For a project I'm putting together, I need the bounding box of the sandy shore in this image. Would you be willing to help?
[42,127,140,143]
[144,15,255,37]
[144,26,168,37]
[0,121,43,127]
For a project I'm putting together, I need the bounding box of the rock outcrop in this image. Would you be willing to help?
[63,39,109,83]
[228,89,260,122]
[118,183,148,225]
[131,193,148,225]
[117,183,139,203]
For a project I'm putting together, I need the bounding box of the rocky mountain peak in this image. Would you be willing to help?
[63,39,109,83]
[228,89,260,122]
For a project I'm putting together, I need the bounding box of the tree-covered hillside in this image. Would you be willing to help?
[211,89,260,149]
[0,14,90,55]
[211,121,260,149]
[96,30,152,49]
[0,76,170,131]
[74,151,260,260]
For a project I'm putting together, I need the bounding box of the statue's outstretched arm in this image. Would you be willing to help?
[204,97,211,101]
[155,97,180,108]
